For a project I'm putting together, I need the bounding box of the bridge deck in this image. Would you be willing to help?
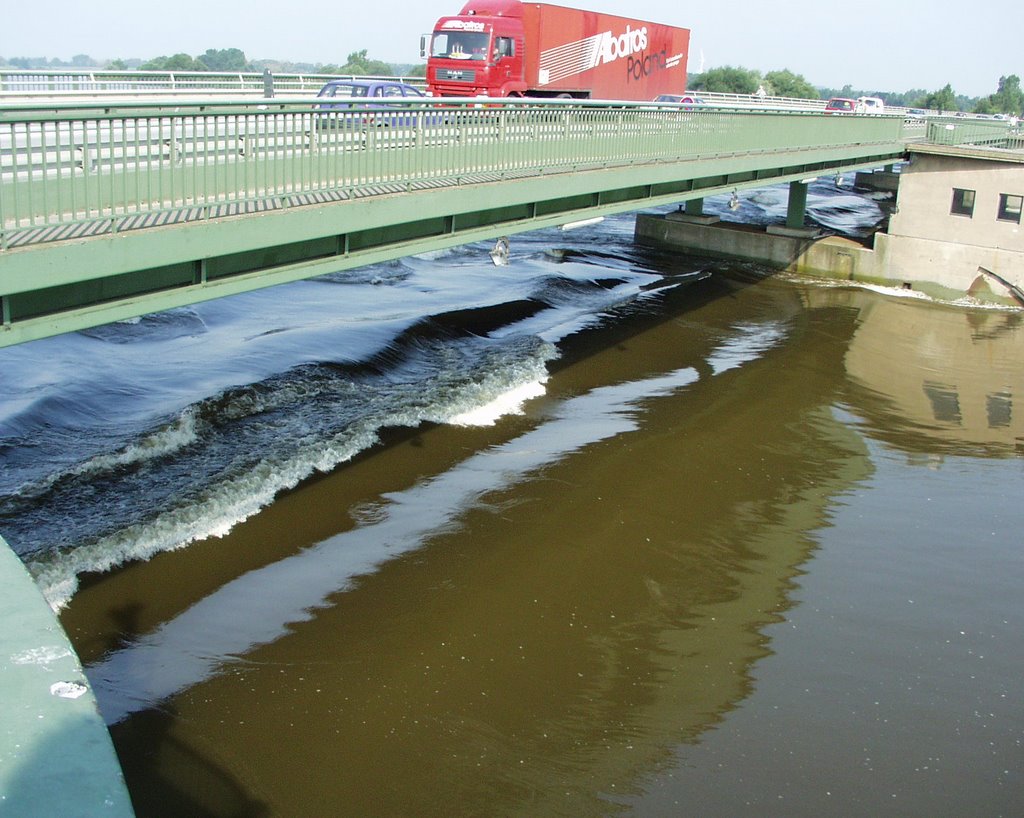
[0,98,1015,347]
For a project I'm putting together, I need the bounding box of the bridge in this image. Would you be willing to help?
[3,93,963,348]
[1,92,1017,349]
[0,93,1017,350]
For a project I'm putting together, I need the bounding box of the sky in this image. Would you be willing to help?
[2,0,1018,97]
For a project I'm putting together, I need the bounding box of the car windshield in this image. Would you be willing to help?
[431,31,491,60]
[319,83,370,98]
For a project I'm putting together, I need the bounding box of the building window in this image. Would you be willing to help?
[950,188,975,217]
[987,391,1012,428]
[924,382,962,425]
[997,193,1023,223]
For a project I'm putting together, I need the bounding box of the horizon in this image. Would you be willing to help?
[2,0,1018,99]
[0,53,999,101]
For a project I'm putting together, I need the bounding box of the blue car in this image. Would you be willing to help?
[316,79,438,128]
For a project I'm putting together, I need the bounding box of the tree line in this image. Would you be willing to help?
[0,49,421,78]
[2,50,1019,114]
[691,65,1023,115]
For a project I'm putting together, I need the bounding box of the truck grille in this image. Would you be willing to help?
[436,68,476,83]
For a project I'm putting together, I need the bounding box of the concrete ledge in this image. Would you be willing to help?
[636,214,821,270]
[665,212,720,225]
[635,213,1023,307]
[0,537,134,816]
[767,224,821,239]
[854,170,900,192]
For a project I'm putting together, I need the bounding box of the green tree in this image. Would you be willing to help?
[199,48,249,72]
[690,65,761,94]
[764,69,819,99]
[140,53,207,71]
[918,83,956,113]
[335,49,393,76]
[974,97,996,114]
[106,59,128,70]
[978,74,1024,115]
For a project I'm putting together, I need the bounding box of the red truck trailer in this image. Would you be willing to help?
[423,0,689,100]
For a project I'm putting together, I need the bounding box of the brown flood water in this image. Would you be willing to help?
[60,272,1024,817]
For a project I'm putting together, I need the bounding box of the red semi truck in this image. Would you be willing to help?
[423,0,690,100]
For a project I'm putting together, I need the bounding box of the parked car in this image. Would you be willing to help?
[316,80,437,128]
[653,93,705,109]
[825,97,857,114]
[856,96,885,114]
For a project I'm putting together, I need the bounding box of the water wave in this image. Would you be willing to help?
[28,336,556,610]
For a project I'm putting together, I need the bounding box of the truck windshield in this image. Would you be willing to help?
[431,32,491,61]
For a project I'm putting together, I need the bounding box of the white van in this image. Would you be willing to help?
[856,96,885,114]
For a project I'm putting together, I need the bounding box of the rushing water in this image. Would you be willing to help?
[1,179,1022,816]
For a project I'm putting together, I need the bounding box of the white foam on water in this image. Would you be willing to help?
[448,380,548,426]
[707,321,788,376]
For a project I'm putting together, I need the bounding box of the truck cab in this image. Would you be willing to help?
[425,0,527,97]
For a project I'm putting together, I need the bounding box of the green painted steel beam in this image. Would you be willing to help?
[0,150,904,347]
[0,537,134,816]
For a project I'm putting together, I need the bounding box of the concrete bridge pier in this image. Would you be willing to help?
[785,181,809,230]
[685,198,705,218]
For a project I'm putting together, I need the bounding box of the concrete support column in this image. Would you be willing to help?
[685,197,704,217]
[786,181,808,229]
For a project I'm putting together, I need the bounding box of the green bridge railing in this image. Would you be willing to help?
[1,98,914,249]
[925,118,1024,149]
[0,68,419,97]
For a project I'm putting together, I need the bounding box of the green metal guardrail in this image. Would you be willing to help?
[926,118,1022,148]
[0,98,912,249]
[0,69,423,97]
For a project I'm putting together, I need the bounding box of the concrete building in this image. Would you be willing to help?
[636,140,1024,306]
[876,144,1022,300]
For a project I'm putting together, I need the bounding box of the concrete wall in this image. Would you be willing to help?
[635,214,889,284]
[635,213,1023,305]
[874,232,1023,296]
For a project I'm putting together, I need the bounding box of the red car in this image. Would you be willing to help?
[825,97,856,114]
